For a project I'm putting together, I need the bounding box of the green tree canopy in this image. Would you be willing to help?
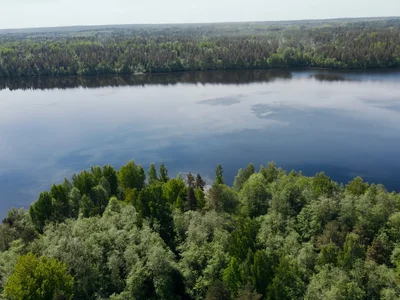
[5,253,74,300]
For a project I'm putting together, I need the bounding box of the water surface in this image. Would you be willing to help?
[0,69,399,214]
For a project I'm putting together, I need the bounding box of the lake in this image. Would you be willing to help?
[0,69,399,214]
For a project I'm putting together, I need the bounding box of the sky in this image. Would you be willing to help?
[0,0,399,29]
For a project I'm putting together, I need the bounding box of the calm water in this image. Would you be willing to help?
[0,69,400,214]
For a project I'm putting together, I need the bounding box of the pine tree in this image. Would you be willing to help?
[148,163,158,185]
[215,164,224,185]
[159,162,170,183]
[195,173,206,190]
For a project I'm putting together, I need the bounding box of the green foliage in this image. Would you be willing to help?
[159,162,170,183]
[317,243,339,267]
[148,163,158,185]
[4,252,74,300]
[205,281,231,300]
[223,257,242,296]
[339,233,365,269]
[195,174,206,191]
[207,184,239,213]
[194,188,206,209]
[118,160,146,191]
[215,164,224,185]
[346,177,369,196]
[387,212,400,242]
[163,177,187,209]
[135,183,174,246]
[228,218,260,261]
[233,163,255,191]
[3,159,400,299]
[79,195,94,218]
[312,172,338,198]
[89,185,109,215]
[102,165,118,196]
[240,174,270,217]
[186,173,197,211]
[305,266,365,300]
[266,256,305,300]
[2,19,400,77]
[260,162,280,183]
[72,170,95,196]
[29,191,53,233]
[252,250,273,296]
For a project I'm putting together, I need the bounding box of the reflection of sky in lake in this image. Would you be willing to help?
[0,70,400,213]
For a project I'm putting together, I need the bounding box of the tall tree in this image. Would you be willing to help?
[233,163,255,191]
[159,162,170,183]
[215,164,224,185]
[186,173,197,210]
[148,163,158,185]
[252,250,273,296]
[102,165,118,196]
[29,191,54,233]
[118,160,146,191]
[195,173,206,191]
[72,170,96,196]
[186,172,195,188]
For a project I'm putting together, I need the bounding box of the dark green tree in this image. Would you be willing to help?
[195,173,206,191]
[90,185,109,215]
[50,184,70,221]
[266,256,305,300]
[72,170,96,195]
[205,281,231,300]
[29,191,54,233]
[136,183,174,246]
[102,165,118,196]
[252,250,273,296]
[229,218,260,261]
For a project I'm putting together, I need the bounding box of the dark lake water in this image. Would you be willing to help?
[0,69,400,214]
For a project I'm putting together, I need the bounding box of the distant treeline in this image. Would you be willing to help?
[0,18,400,77]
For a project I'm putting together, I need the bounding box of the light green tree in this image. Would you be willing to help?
[5,253,74,300]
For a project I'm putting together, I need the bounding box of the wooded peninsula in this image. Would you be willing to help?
[0,160,399,299]
[1,18,400,77]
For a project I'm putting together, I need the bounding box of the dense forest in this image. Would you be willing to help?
[1,18,400,77]
[0,160,399,299]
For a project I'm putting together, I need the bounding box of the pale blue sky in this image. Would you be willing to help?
[1,0,400,29]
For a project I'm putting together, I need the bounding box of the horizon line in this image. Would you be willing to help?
[1,15,399,32]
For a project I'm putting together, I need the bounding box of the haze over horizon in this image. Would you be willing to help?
[1,0,400,30]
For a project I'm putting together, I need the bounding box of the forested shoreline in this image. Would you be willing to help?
[1,18,400,77]
[0,160,399,299]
